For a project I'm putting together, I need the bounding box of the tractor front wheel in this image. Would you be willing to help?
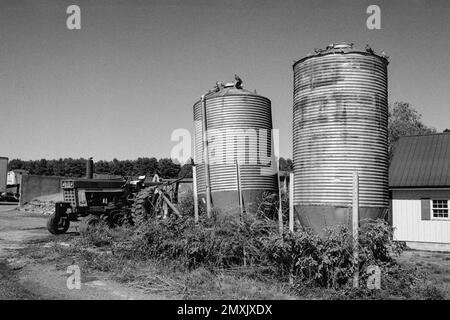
[79,215,100,235]
[47,213,70,235]
[110,209,132,227]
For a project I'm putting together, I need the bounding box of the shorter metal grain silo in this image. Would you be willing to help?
[193,77,278,216]
[292,43,389,234]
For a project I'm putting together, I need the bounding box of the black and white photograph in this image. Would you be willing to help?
[0,0,449,308]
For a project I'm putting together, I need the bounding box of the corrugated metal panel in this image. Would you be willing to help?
[293,45,389,207]
[193,86,278,194]
[195,164,277,193]
[389,133,450,188]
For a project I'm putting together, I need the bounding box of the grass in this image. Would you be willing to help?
[396,250,450,298]
[18,217,447,300]
[22,238,296,299]
[19,190,448,301]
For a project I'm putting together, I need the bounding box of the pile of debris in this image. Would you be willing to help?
[18,199,55,215]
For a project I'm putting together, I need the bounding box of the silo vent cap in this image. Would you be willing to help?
[212,75,243,92]
[199,75,264,100]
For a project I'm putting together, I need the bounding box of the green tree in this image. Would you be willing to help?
[94,160,111,174]
[135,157,158,176]
[388,102,436,160]
[279,157,293,172]
[122,160,134,176]
[8,159,24,171]
[157,158,181,178]
[178,158,193,178]
[53,158,65,176]
[110,158,123,176]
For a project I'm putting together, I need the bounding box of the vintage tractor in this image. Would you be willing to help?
[46,160,184,235]
[47,176,140,234]
[47,175,184,235]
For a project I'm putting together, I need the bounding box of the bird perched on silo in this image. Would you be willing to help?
[234,74,243,89]
[365,44,374,54]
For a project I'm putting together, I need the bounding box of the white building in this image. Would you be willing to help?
[7,169,28,186]
[390,133,450,252]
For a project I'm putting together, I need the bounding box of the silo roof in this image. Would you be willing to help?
[205,86,256,98]
[293,43,389,68]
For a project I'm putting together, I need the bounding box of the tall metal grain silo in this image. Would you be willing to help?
[292,43,389,234]
[193,77,278,216]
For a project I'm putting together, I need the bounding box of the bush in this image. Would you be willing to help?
[96,212,406,292]
[130,214,275,269]
[75,201,443,298]
[262,226,352,288]
[358,219,405,263]
[255,191,289,221]
[261,220,406,289]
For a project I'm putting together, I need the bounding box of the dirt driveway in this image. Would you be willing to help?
[0,205,165,300]
[0,205,55,258]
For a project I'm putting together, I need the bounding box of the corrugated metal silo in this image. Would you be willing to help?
[193,78,278,216]
[292,43,389,234]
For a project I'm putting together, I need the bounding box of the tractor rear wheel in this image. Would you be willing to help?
[47,213,70,235]
[131,187,157,224]
[79,214,100,235]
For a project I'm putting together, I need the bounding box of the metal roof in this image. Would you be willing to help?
[389,133,450,188]
[205,86,258,99]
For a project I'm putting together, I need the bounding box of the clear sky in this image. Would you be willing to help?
[1,0,449,161]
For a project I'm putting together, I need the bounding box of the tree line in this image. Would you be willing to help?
[8,157,189,179]
[7,102,441,178]
[7,156,294,178]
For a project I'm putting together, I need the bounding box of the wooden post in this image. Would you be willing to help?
[201,94,212,219]
[235,160,244,217]
[163,201,168,219]
[289,172,294,232]
[193,166,199,223]
[158,189,182,218]
[276,158,283,234]
[352,171,359,288]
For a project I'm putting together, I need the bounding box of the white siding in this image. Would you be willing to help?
[393,199,450,244]
[7,171,16,185]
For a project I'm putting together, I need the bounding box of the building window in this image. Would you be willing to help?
[431,200,449,219]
